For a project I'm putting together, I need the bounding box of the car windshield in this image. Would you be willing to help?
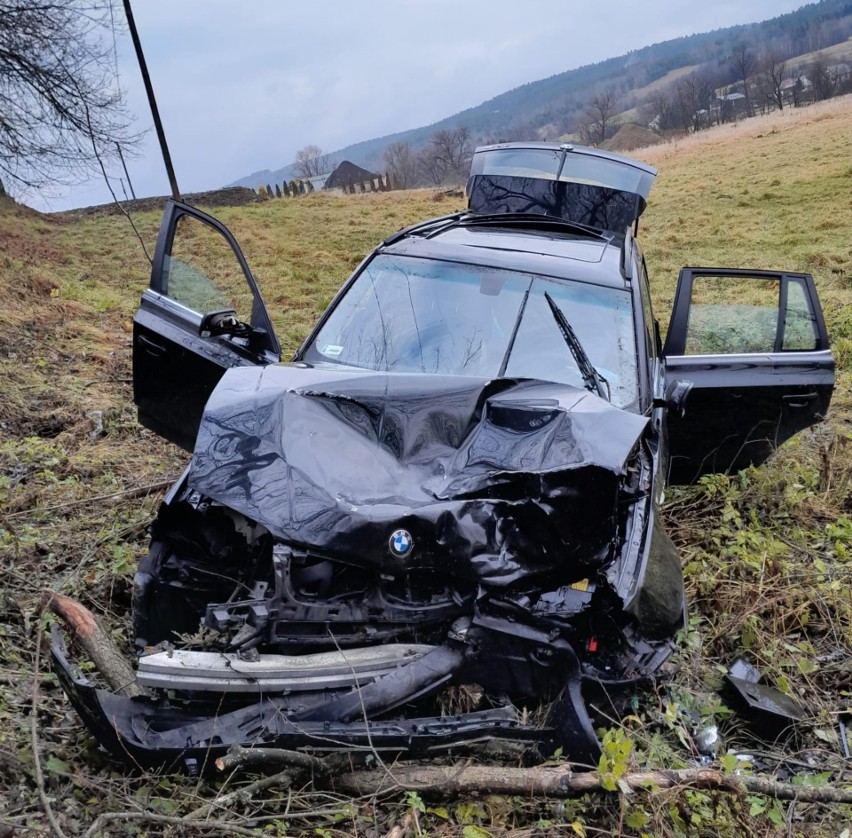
[307,254,639,408]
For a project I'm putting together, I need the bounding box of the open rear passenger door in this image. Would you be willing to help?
[662,268,834,485]
[133,200,280,452]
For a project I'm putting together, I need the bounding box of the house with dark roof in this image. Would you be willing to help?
[324,160,380,193]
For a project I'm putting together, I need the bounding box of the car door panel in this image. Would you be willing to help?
[663,268,833,485]
[133,201,280,452]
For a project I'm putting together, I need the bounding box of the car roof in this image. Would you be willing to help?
[379,215,633,291]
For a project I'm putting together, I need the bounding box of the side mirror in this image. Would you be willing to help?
[247,326,271,353]
[200,309,250,338]
[654,379,693,418]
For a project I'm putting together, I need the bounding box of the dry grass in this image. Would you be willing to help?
[637,95,852,366]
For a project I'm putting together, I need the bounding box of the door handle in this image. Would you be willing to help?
[783,392,818,409]
[138,334,167,357]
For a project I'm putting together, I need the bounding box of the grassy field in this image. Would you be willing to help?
[0,96,850,836]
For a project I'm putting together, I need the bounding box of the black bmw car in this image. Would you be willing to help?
[52,143,834,771]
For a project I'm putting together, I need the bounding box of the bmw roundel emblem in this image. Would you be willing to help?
[389,529,414,558]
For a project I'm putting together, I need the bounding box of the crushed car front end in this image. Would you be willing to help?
[53,364,684,771]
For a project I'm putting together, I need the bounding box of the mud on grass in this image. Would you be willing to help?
[2,102,852,834]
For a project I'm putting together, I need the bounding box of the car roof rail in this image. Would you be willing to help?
[620,226,635,281]
[381,212,466,247]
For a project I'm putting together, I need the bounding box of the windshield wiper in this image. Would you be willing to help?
[543,292,610,401]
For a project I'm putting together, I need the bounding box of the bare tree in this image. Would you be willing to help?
[579,90,620,146]
[294,145,335,178]
[679,72,716,131]
[418,127,472,186]
[0,0,138,196]
[434,126,473,182]
[808,54,837,101]
[418,146,448,187]
[382,140,417,189]
[642,91,679,131]
[787,76,805,108]
[729,43,756,117]
[757,53,787,111]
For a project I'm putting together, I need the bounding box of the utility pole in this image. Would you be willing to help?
[122,0,181,201]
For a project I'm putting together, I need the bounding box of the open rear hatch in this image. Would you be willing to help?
[466,143,656,234]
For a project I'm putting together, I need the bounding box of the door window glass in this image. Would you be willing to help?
[683,274,819,355]
[164,214,253,321]
[636,261,656,360]
[782,277,818,350]
[684,275,779,355]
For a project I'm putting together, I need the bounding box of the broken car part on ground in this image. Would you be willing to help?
[51,143,835,771]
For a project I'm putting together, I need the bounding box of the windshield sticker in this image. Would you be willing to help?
[322,344,344,357]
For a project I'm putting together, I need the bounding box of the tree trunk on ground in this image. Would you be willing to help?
[212,746,852,805]
[43,591,144,697]
[331,763,852,803]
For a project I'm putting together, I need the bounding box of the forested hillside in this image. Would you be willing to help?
[230,0,852,189]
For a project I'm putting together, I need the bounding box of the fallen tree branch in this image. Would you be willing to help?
[31,628,68,838]
[187,771,295,822]
[83,811,259,838]
[207,747,852,806]
[186,746,350,822]
[215,745,333,777]
[331,763,852,804]
[385,808,415,838]
[42,591,143,697]
[7,479,174,518]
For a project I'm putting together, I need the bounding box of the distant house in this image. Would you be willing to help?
[305,174,329,191]
[712,91,746,123]
[324,160,380,194]
[827,63,850,82]
[780,76,810,92]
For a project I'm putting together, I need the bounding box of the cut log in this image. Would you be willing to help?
[42,591,143,698]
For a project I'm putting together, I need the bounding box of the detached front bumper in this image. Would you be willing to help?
[51,625,601,772]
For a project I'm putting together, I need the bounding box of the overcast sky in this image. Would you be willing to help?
[32,0,809,211]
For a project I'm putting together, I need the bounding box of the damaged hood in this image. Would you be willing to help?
[189,365,648,585]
